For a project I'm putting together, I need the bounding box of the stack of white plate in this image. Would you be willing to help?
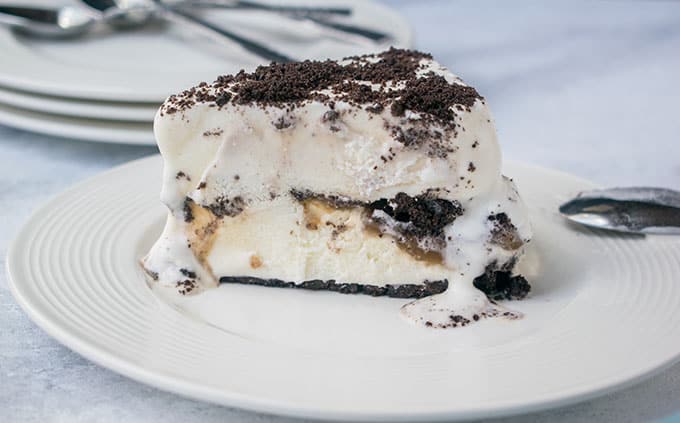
[0,0,412,145]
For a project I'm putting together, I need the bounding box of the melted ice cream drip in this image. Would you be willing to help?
[401,176,531,328]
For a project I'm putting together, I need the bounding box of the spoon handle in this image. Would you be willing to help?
[576,187,680,209]
[560,187,680,235]
[300,15,390,42]
[152,1,293,63]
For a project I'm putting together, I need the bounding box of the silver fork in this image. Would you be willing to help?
[151,0,293,62]
[82,0,293,62]
[184,0,390,43]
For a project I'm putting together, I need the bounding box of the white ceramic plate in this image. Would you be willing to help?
[0,102,153,145]
[0,0,412,103]
[0,85,158,122]
[7,156,680,421]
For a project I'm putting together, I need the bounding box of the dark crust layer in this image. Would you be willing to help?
[220,270,530,300]
[219,276,448,298]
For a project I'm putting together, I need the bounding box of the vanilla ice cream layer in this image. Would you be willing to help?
[205,197,450,286]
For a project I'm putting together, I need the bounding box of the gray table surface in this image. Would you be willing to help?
[2,1,680,422]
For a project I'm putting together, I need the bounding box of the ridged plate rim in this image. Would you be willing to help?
[6,155,680,421]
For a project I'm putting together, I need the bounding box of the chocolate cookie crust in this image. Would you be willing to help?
[220,268,530,300]
[220,276,448,298]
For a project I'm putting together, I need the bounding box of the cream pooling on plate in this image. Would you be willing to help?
[143,49,531,328]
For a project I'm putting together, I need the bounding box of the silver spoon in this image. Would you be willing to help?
[82,0,293,62]
[559,187,680,235]
[0,5,97,38]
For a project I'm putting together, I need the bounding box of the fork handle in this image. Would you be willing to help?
[152,1,293,63]
[302,15,389,42]
[196,0,352,16]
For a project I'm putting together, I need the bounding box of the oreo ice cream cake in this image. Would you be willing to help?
[142,49,532,328]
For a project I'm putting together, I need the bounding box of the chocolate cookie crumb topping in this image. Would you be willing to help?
[215,92,232,107]
[389,75,479,126]
[160,48,483,157]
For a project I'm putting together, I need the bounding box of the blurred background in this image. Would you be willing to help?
[1,1,679,422]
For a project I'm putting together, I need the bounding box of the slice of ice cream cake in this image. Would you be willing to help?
[143,48,532,328]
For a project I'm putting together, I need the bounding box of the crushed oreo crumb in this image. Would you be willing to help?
[207,195,247,218]
[367,192,463,240]
[215,92,232,107]
[143,268,159,281]
[489,213,524,250]
[290,188,364,208]
[390,75,478,124]
[473,261,530,301]
[160,48,483,157]
[179,268,197,279]
[203,128,224,137]
[273,115,294,130]
[291,188,463,249]
[366,103,384,113]
[175,171,190,181]
[322,109,340,122]
[176,279,197,295]
[183,198,194,223]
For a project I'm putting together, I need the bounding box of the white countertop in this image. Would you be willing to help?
[2,1,680,422]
